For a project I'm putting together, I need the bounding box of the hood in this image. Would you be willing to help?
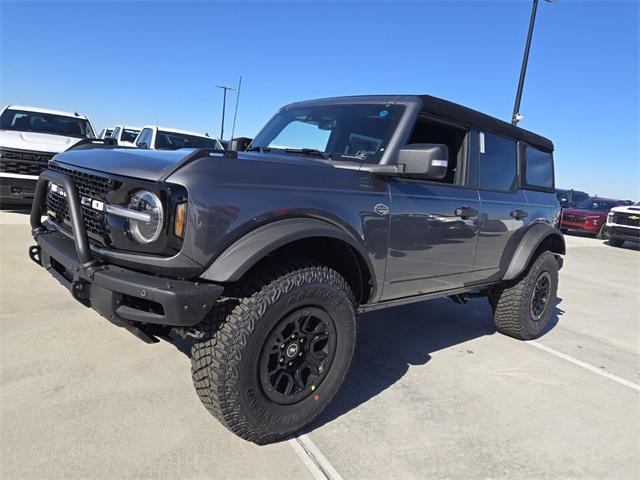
[50,148,332,182]
[610,204,640,214]
[51,148,198,181]
[563,208,606,217]
[0,129,83,153]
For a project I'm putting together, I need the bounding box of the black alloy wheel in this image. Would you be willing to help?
[530,271,551,321]
[259,307,336,405]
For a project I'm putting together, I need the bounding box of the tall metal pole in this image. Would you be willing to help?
[230,76,243,143]
[216,85,235,140]
[512,0,539,125]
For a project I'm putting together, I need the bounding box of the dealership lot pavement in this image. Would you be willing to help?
[1,210,638,480]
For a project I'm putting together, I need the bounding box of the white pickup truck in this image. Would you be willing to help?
[0,105,96,206]
[110,125,141,147]
[606,202,640,247]
[133,125,222,151]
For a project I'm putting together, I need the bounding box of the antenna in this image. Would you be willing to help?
[216,84,236,141]
[230,76,242,143]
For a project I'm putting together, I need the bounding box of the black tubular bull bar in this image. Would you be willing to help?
[29,170,221,339]
[31,169,94,266]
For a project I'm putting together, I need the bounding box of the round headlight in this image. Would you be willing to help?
[127,190,163,244]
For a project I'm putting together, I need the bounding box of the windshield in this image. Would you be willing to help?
[251,104,405,163]
[154,131,221,150]
[576,198,620,211]
[121,128,140,143]
[0,109,95,138]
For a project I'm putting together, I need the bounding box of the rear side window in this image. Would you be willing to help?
[478,132,517,191]
[525,145,554,189]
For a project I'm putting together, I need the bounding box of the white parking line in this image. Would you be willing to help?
[528,341,640,392]
[289,435,344,480]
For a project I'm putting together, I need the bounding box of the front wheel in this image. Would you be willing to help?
[489,251,559,340]
[596,224,608,240]
[191,260,356,444]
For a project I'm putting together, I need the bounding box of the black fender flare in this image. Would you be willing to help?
[199,218,376,286]
[503,223,565,281]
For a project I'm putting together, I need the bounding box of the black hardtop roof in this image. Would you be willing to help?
[285,94,554,152]
[418,94,553,152]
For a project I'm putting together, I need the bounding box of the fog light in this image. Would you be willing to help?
[174,202,187,239]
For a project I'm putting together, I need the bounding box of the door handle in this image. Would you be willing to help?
[511,209,528,220]
[455,206,478,219]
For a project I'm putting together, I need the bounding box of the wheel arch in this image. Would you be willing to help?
[199,218,376,304]
[503,223,565,281]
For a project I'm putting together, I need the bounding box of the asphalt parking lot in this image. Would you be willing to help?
[1,209,638,480]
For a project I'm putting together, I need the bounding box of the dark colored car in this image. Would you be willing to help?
[561,197,631,238]
[556,188,589,208]
[29,94,564,444]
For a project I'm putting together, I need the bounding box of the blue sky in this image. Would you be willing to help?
[1,0,638,199]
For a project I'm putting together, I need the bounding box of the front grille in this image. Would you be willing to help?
[0,148,54,176]
[46,162,115,242]
[563,214,586,223]
[49,162,113,197]
[613,212,640,227]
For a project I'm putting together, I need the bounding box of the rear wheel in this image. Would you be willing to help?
[190,259,356,444]
[489,251,559,340]
[608,238,625,247]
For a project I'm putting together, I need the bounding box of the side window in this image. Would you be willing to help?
[136,128,152,148]
[524,145,554,189]
[478,132,517,191]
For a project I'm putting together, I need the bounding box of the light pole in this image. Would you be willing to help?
[216,84,236,141]
[512,0,555,126]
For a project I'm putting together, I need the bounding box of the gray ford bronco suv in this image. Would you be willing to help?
[29,95,564,444]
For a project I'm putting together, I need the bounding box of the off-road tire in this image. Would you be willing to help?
[191,259,356,444]
[489,251,558,340]
[608,238,625,247]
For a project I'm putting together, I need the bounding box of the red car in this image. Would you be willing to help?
[561,197,630,238]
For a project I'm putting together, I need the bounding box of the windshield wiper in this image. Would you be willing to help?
[282,148,331,159]
[246,146,331,159]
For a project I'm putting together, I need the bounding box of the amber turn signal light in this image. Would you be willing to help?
[174,202,187,239]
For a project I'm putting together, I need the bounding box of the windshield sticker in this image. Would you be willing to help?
[355,150,368,160]
[378,110,389,118]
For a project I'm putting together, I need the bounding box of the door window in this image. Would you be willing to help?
[478,132,517,191]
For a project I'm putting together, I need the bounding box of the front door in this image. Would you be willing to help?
[382,181,480,300]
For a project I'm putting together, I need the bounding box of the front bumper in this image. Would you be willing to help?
[29,169,222,339]
[0,175,37,205]
[560,220,598,233]
[606,225,640,242]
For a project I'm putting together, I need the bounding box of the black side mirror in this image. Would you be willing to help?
[397,144,449,180]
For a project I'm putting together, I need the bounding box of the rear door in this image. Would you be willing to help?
[468,130,530,282]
